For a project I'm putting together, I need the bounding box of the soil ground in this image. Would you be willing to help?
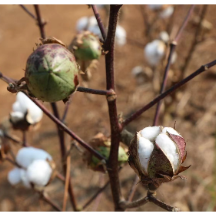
[0,5,216,211]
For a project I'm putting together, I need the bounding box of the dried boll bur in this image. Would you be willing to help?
[83,133,128,173]
[10,92,43,131]
[128,126,190,190]
[24,37,79,103]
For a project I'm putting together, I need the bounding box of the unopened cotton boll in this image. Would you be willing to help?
[128,126,190,190]
[8,168,22,185]
[26,159,52,186]
[144,40,166,66]
[16,147,52,169]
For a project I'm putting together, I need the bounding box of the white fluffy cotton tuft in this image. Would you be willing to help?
[20,169,31,188]
[11,92,43,124]
[8,168,22,185]
[155,133,180,172]
[137,135,154,173]
[159,6,174,18]
[140,126,161,141]
[26,160,52,186]
[162,127,182,137]
[16,147,52,169]
[115,25,127,46]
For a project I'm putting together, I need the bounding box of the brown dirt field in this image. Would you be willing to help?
[0,5,216,211]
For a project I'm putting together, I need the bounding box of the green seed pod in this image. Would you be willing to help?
[69,31,101,61]
[83,133,128,173]
[25,43,79,102]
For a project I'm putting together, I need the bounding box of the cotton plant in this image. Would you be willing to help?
[144,31,177,67]
[76,16,127,46]
[131,66,153,85]
[128,126,190,190]
[10,92,43,131]
[148,5,174,19]
[8,147,55,189]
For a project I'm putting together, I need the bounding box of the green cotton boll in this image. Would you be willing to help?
[25,44,79,102]
[91,146,128,168]
[71,32,101,61]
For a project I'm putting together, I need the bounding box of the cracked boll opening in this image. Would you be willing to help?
[25,43,79,102]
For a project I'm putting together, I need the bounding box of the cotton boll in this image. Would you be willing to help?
[20,169,31,188]
[162,127,182,137]
[115,25,126,46]
[144,40,166,66]
[148,5,163,10]
[155,133,180,173]
[10,112,25,123]
[26,160,52,186]
[159,6,174,19]
[137,135,154,173]
[140,126,161,141]
[8,168,21,185]
[16,147,52,169]
[159,31,169,43]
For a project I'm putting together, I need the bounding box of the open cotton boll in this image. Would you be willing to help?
[26,103,43,124]
[162,127,182,137]
[144,40,165,66]
[16,147,52,169]
[140,126,161,141]
[115,25,126,46]
[26,160,52,186]
[20,169,31,188]
[10,112,25,123]
[8,168,21,185]
[159,6,174,18]
[76,16,98,32]
[155,134,180,173]
[148,5,163,10]
[137,135,154,173]
[159,31,169,43]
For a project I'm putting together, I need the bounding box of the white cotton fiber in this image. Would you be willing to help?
[26,159,52,186]
[137,135,154,173]
[20,169,31,188]
[159,6,174,19]
[155,134,180,173]
[10,112,25,122]
[16,147,52,169]
[8,168,21,185]
[115,25,126,46]
[162,127,182,137]
[140,126,161,141]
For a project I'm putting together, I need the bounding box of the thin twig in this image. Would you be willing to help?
[56,171,65,182]
[20,5,37,21]
[82,180,110,210]
[120,196,149,209]
[104,5,123,211]
[127,175,140,202]
[62,146,71,211]
[4,156,22,168]
[92,5,106,40]
[77,86,113,96]
[34,5,46,39]
[148,195,179,211]
[153,5,195,126]
[22,130,27,147]
[39,191,62,211]
[61,96,73,123]
[122,59,216,128]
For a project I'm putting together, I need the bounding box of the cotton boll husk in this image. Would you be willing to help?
[159,6,174,18]
[131,66,143,77]
[137,134,154,173]
[26,160,52,186]
[8,168,21,185]
[162,127,182,137]
[20,169,31,188]
[140,126,161,141]
[148,5,163,10]
[155,133,180,173]
[16,147,52,169]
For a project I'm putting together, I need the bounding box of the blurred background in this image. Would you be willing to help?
[0,4,216,211]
